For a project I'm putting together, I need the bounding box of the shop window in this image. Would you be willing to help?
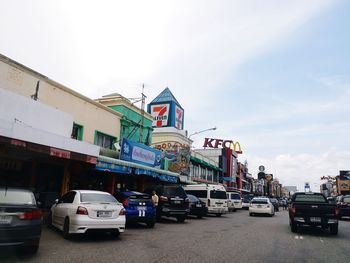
[95,131,117,150]
[71,123,83,141]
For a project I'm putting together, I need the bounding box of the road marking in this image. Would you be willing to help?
[294,235,304,240]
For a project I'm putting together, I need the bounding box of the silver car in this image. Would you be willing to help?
[48,190,126,239]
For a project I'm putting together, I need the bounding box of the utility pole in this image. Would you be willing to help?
[139,84,146,143]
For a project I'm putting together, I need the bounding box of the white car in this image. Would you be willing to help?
[48,190,126,239]
[227,192,242,211]
[249,197,274,217]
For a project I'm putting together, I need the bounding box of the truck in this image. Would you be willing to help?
[288,192,339,235]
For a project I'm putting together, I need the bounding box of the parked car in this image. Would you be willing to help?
[0,188,43,254]
[335,195,350,219]
[186,194,208,219]
[227,192,242,212]
[269,198,279,212]
[145,185,189,223]
[242,195,253,209]
[114,191,156,228]
[249,197,274,217]
[289,192,339,235]
[48,190,125,238]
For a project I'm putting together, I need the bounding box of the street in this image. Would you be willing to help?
[1,210,350,263]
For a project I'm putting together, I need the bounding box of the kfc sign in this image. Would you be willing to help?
[203,138,242,154]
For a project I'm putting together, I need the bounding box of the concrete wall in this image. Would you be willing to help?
[0,54,121,144]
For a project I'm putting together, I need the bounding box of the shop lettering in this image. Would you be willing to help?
[203,138,242,154]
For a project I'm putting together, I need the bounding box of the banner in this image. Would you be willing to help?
[120,138,162,168]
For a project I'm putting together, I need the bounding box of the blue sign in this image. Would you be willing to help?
[120,138,162,168]
[95,160,132,174]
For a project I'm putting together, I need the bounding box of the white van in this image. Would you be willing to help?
[226,192,242,211]
[184,184,228,216]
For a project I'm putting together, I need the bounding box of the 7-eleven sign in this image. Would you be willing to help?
[150,104,170,127]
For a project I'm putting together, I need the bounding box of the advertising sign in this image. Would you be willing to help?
[174,105,184,130]
[120,138,162,168]
[150,104,170,127]
[203,138,242,154]
[338,180,350,191]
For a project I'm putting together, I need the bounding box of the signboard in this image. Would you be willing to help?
[203,138,242,154]
[338,180,350,191]
[340,171,350,180]
[150,104,170,127]
[174,105,184,130]
[120,138,162,168]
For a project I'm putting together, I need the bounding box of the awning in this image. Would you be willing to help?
[97,156,179,183]
[95,160,132,174]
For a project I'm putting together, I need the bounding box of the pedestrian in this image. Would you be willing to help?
[151,190,159,207]
[283,200,287,210]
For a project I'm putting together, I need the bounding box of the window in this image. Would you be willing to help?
[95,131,117,150]
[210,190,227,199]
[186,190,207,198]
[61,192,76,204]
[80,193,117,203]
[71,123,83,140]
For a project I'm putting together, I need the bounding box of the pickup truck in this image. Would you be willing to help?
[289,192,339,235]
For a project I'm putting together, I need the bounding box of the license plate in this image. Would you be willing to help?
[196,204,202,208]
[97,211,112,217]
[174,200,181,204]
[0,215,12,224]
[257,205,262,208]
[310,217,321,223]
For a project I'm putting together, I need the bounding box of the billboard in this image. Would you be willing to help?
[340,170,350,180]
[338,180,350,191]
[150,104,170,127]
[120,138,162,168]
[174,105,184,130]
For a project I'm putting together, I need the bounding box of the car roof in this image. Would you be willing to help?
[74,190,111,195]
[118,191,149,196]
[0,187,33,193]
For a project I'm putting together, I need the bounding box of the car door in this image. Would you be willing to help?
[53,191,76,229]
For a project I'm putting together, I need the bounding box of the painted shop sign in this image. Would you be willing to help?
[203,138,242,154]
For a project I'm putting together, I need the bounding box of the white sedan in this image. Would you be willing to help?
[48,190,126,239]
[249,197,275,217]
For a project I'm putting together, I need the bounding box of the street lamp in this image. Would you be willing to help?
[188,127,217,139]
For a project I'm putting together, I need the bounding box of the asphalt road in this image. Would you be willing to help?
[1,209,350,263]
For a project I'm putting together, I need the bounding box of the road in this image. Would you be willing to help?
[1,209,350,263]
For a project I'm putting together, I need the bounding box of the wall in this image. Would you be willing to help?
[0,54,121,145]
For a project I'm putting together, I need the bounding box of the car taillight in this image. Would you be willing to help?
[291,205,296,214]
[122,199,129,207]
[267,205,270,208]
[18,209,43,220]
[208,199,210,206]
[160,196,168,202]
[76,206,88,215]
[119,208,125,215]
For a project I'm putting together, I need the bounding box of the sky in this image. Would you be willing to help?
[1,0,349,191]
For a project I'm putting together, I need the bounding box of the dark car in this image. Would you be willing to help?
[0,188,43,254]
[335,195,350,219]
[145,185,189,223]
[187,194,208,219]
[115,191,156,228]
[269,198,279,212]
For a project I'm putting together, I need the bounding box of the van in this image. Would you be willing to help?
[184,184,228,216]
[226,192,242,211]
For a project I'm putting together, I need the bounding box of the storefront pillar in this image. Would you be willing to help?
[137,176,145,192]
[109,175,116,194]
[29,160,37,188]
[61,162,70,195]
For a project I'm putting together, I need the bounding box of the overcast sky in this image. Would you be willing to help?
[1,0,349,191]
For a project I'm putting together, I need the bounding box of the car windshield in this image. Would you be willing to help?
[163,187,187,198]
[80,193,118,203]
[187,195,199,202]
[231,194,241,200]
[343,197,350,203]
[0,189,35,205]
[252,199,268,204]
[243,196,252,202]
[294,194,326,203]
[210,190,227,199]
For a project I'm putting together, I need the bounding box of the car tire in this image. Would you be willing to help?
[233,209,237,212]
[249,213,253,216]
[330,224,338,235]
[63,217,70,239]
[215,213,222,217]
[47,212,53,228]
[147,220,156,228]
[20,244,39,255]
[290,220,298,233]
[177,216,186,223]
[197,215,203,219]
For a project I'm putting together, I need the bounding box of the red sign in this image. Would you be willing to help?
[50,148,71,159]
[203,138,242,154]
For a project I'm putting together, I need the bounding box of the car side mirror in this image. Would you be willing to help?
[55,199,59,204]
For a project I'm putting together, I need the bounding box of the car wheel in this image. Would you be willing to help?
[197,215,203,219]
[215,213,222,217]
[47,212,53,228]
[63,217,70,239]
[233,209,237,212]
[330,224,338,235]
[177,216,186,223]
[249,213,253,216]
[290,220,298,233]
[19,244,39,255]
[147,220,156,228]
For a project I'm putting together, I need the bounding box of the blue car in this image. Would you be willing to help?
[114,191,156,228]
